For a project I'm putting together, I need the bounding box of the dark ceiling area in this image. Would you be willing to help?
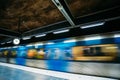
[0,0,120,46]
[0,36,8,41]
[67,0,120,18]
[0,0,65,32]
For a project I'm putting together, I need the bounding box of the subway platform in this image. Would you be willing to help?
[0,62,117,80]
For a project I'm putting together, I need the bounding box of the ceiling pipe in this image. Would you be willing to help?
[52,0,75,27]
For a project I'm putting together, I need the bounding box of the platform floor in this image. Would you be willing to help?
[0,62,116,80]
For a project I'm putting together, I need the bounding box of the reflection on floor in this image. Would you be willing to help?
[0,62,116,80]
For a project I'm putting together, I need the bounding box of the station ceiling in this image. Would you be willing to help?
[0,0,120,45]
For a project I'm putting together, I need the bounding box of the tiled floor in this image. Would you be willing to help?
[0,62,117,80]
[0,65,66,80]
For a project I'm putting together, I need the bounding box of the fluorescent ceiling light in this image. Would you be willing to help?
[53,29,69,34]
[114,34,120,38]
[22,36,31,40]
[81,22,105,29]
[46,42,54,45]
[84,36,102,41]
[63,39,76,43]
[7,41,12,43]
[35,34,46,38]
[1,43,5,45]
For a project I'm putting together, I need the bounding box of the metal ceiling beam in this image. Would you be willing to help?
[0,28,21,38]
[52,0,75,26]
[22,20,71,37]
[1,18,120,48]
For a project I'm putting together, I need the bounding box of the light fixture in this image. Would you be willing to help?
[35,34,46,38]
[13,38,20,45]
[22,36,31,40]
[7,41,12,43]
[53,29,69,34]
[1,43,5,45]
[84,36,103,41]
[46,42,54,45]
[63,39,76,43]
[81,22,105,29]
[114,33,120,38]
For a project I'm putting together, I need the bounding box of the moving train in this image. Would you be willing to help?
[0,32,120,62]
[0,32,120,78]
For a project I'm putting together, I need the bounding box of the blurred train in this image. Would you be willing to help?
[0,32,120,79]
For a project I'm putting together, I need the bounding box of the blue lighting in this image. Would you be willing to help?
[115,37,120,43]
[15,46,27,65]
[46,60,69,72]
[85,39,101,45]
